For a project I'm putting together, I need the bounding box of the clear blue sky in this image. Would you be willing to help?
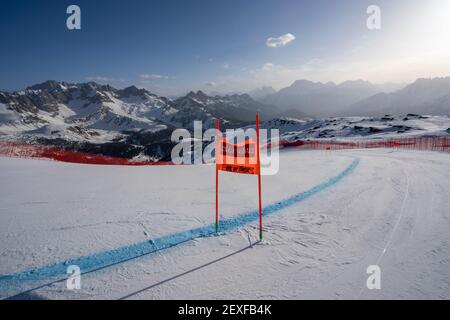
[1,0,449,95]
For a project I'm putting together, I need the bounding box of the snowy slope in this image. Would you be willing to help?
[0,148,449,299]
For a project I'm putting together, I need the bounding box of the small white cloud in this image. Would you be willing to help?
[206,81,217,87]
[266,33,296,48]
[140,74,169,80]
[262,63,275,71]
[223,63,230,69]
[86,76,114,82]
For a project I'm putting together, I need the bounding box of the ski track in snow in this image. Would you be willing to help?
[0,156,360,298]
[355,159,410,299]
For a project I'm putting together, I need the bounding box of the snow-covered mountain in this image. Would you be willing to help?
[0,81,276,159]
[261,80,380,118]
[174,90,276,123]
[259,114,450,141]
[0,81,275,138]
[342,77,450,117]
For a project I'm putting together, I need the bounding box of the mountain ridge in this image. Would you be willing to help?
[1,77,449,160]
[341,77,450,116]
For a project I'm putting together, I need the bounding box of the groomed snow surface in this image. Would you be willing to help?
[0,148,449,299]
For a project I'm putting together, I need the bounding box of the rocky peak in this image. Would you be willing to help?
[186,90,209,101]
[26,80,68,92]
[117,86,149,99]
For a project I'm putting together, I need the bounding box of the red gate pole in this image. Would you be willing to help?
[215,118,220,234]
[255,114,263,241]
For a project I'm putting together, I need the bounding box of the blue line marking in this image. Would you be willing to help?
[0,157,359,295]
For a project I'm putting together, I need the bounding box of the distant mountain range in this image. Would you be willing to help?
[255,77,449,118]
[248,86,277,100]
[0,77,449,160]
[256,80,376,117]
[0,81,276,159]
[0,80,275,134]
[260,114,450,141]
[341,77,450,116]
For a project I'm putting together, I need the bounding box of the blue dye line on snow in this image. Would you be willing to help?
[0,157,359,293]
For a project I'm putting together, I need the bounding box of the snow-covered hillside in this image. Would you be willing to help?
[0,148,449,299]
[261,115,450,141]
[258,77,450,118]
